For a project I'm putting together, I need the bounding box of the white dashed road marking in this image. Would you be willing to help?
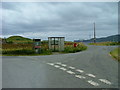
[59,67,67,71]
[69,66,75,69]
[76,69,84,73]
[99,79,112,85]
[54,65,60,68]
[46,62,112,87]
[75,75,86,79]
[86,74,96,78]
[66,70,75,74]
[87,80,99,86]
[47,63,54,66]
[56,62,62,65]
[61,64,67,67]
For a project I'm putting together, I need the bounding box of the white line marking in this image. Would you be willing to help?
[56,62,62,65]
[66,70,75,74]
[61,64,67,67]
[47,63,54,66]
[76,69,84,73]
[75,75,86,79]
[86,74,96,78]
[54,65,60,68]
[59,67,67,71]
[69,66,75,69]
[87,80,99,86]
[99,79,112,85]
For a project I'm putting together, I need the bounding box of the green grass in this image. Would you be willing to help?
[89,42,120,46]
[7,36,32,41]
[2,43,52,56]
[2,42,87,56]
[2,49,52,56]
[4,36,33,44]
[63,43,87,53]
[2,49,35,55]
[110,47,120,62]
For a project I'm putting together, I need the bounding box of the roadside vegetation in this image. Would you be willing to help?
[110,47,120,62]
[89,42,120,46]
[2,36,87,56]
[2,43,52,56]
[63,43,87,53]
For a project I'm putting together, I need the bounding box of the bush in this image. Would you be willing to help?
[63,45,87,53]
[2,43,52,56]
[7,41,13,44]
[2,49,36,55]
[40,48,52,55]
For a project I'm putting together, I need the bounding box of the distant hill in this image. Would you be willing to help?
[7,36,32,41]
[75,34,120,43]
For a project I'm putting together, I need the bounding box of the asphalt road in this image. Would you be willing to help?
[2,45,119,88]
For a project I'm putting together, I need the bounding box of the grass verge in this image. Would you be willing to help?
[110,47,120,62]
[62,43,87,53]
[89,42,120,46]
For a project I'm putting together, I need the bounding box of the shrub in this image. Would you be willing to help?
[2,49,36,55]
[7,41,13,44]
[40,49,52,55]
[2,43,52,55]
[63,43,87,53]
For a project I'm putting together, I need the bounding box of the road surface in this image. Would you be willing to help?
[2,45,119,88]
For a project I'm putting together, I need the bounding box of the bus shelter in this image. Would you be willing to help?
[48,37,65,52]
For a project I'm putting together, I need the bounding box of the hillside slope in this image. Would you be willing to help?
[5,36,32,43]
[7,36,31,41]
[82,34,120,43]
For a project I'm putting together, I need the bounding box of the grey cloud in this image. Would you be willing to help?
[2,2,118,40]
[2,3,15,10]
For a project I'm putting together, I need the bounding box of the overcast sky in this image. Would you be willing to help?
[1,2,118,41]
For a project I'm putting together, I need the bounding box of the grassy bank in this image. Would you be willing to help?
[89,42,120,46]
[110,47,120,62]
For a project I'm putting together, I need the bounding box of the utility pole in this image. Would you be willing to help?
[93,22,96,43]
[89,34,91,39]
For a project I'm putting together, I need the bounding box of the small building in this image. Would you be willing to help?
[48,37,65,52]
[33,39,41,53]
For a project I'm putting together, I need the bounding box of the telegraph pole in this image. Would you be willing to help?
[93,22,96,43]
[89,34,91,39]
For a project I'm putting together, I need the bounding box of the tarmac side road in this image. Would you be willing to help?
[2,45,119,88]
